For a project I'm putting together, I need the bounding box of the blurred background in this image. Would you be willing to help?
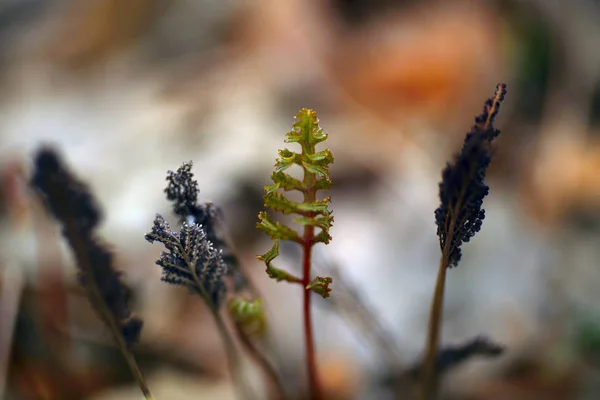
[0,0,600,398]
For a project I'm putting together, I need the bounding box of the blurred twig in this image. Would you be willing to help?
[31,148,153,399]
[0,264,24,398]
[0,159,28,398]
[311,250,405,370]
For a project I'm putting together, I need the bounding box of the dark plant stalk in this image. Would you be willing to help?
[64,220,153,399]
[421,233,452,400]
[421,84,507,400]
[31,148,152,399]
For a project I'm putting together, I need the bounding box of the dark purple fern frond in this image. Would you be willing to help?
[145,214,228,309]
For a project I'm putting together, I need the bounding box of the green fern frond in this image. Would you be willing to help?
[256,108,333,297]
[293,214,333,231]
[285,109,328,146]
[306,276,333,299]
[264,191,331,215]
[257,211,302,243]
[313,229,332,245]
[258,108,333,398]
[314,177,332,191]
[270,172,304,192]
[257,240,279,265]
[257,241,302,283]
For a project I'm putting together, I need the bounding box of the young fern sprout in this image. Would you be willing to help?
[229,297,267,338]
[228,297,288,400]
[30,147,153,400]
[257,108,334,399]
[421,84,507,400]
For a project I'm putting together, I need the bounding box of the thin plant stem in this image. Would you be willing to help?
[233,322,287,400]
[0,264,24,399]
[420,252,450,400]
[303,234,321,400]
[302,142,323,400]
[212,309,255,400]
[181,244,253,400]
[421,205,459,400]
[64,221,153,399]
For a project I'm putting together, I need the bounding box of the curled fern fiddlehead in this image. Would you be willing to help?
[228,297,267,338]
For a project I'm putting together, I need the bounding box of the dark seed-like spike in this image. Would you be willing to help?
[435,84,507,267]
